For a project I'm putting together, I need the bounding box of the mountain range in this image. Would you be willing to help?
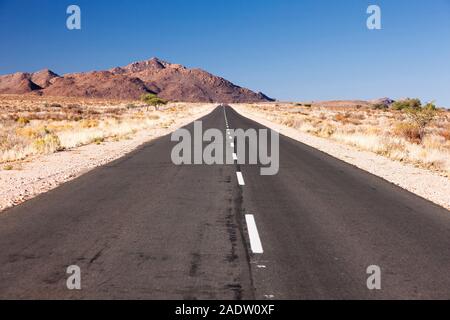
[0,58,273,103]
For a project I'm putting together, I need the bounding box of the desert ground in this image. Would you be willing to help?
[235,101,450,176]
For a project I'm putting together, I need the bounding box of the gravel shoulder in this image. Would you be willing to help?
[232,104,450,210]
[0,104,215,212]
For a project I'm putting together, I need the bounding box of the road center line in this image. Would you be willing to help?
[236,171,245,185]
[245,214,264,254]
[224,106,264,257]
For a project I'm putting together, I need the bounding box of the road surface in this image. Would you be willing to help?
[1,105,450,299]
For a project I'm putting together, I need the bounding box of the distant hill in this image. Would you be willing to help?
[0,58,274,103]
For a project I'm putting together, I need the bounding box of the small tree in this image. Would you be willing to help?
[404,101,437,141]
[141,93,168,111]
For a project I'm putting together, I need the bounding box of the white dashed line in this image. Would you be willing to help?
[236,171,245,185]
[245,214,263,254]
[224,107,265,258]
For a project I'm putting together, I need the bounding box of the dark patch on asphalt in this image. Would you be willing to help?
[189,253,201,277]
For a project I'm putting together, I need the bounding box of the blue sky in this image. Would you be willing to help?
[1,0,449,106]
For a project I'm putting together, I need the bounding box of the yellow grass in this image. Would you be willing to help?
[0,95,196,164]
[240,102,450,176]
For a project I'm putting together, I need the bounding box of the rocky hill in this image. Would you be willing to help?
[0,58,273,102]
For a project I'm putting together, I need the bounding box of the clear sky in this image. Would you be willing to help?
[1,0,449,106]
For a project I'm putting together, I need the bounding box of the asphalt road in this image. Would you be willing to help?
[0,105,450,299]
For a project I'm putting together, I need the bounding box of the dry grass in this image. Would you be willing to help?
[0,94,199,164]
[238,102,450,176]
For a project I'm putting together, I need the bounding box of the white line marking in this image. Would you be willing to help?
[245,214,263,254]
[230,142,234,148]
[232,153,237,161]
[236,171,245,185]
[229,136,233,140]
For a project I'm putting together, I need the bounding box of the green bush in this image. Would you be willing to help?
[405,106,437,130]
[391,98,421,111]
[422,101,437,111]
[141,93,168,110]
[390,99,438,142]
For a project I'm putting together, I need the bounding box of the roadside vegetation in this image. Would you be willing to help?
[0,95,187,165]
[240,100,450,176]
[141,93,168,111]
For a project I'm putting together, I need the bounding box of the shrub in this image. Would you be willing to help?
[391,98,421,111]
[393,122,421,143]
[405,105,437,138]
[439,128,450,141]
[3,164,13,171]
[281,117,295,127]
[16,117,30,125]
[141,93,168,111]
[390,99,437,141]
[372,103,388,110]
[333,113,350,123]
[318,124,336,137]
[80,119,99,128]
[422,101,437,111]
[92,137,104,145]
[33,133,62,154]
